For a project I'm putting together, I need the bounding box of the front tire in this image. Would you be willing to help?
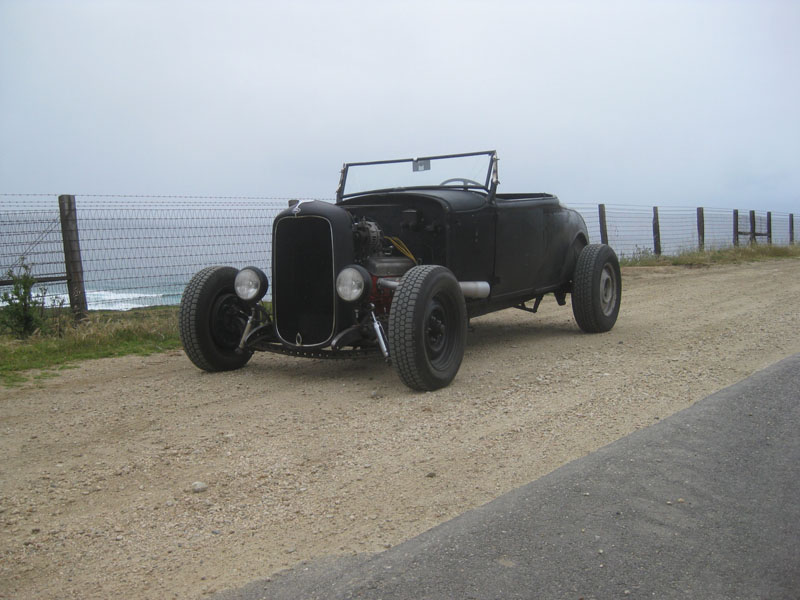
[571,244,621,333]
[388,265,467,391]
[179,266,253,372]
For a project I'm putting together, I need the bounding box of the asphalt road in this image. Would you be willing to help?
[215,354,800,600]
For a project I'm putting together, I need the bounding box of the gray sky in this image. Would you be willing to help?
[1,0,798,212]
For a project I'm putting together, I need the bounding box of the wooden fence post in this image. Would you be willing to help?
[733,209,739,247]
[58,195,88,320]
[697,207,705,251]
[652,206,661,255]
[749,210,756,245]
[791,214,795,245]
[766,212,772,244]
[598,204,608,245]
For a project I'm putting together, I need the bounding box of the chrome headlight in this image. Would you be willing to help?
[336,265,371,302]
[234,267,269,303]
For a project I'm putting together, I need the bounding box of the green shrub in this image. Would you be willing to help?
[0,259,46,338]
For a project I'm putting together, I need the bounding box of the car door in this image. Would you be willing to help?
[492,198,545,299]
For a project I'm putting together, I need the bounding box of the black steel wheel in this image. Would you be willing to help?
[571,244,621,333]
[388,265,467,391]
[178,266,253,372]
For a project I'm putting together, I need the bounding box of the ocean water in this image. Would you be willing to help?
[1,196,795,311]
[31,287,184,312]
[87,289,180,311]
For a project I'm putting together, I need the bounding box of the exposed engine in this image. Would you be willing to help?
[353,217,415,273]
[352,217,415,315]
[353,218,383,259]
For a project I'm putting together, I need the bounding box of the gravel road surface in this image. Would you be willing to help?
[1,260,799,599]
[216,353,800,600]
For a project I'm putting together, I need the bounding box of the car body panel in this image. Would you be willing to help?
[339,186,588,318]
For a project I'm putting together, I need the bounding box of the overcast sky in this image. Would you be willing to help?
[1,0,798,212]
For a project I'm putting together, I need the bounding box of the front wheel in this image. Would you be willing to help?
[179,266,253,372]
[571,244,621,333]
[388,265,467,391]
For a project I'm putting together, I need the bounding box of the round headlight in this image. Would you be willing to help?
[336,265,371,302]
[234,267,269,303]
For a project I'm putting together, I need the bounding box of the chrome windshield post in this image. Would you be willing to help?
[335,163,347,203]
[488,152,500,201]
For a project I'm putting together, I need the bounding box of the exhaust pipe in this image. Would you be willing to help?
[377,277,490,298]
[459,281,490,298]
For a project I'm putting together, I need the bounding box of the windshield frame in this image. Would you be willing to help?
[336,150,499,202]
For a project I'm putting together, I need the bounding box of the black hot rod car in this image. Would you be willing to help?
[178,151,621,390]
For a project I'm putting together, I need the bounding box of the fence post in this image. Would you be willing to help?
[58,195,88,320]
[652,206,661,255]
[733,209,739,247]
[598,204,608,245]
[766,212,772,244]
[749,210,756,245]
[791,214,795,245]
[697,207,705,251]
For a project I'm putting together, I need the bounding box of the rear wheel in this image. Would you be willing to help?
[179,266,253,371]
[571,244,621,333]
[388,265,467,391]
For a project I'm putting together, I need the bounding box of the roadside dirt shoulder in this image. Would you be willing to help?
[2,260,799,599]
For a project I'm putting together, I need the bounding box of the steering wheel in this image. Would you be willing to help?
[439,178,483,187]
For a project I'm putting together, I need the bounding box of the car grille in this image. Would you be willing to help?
[273,215,335,346]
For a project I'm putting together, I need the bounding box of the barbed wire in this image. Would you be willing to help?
[0,193,60,197]
[73,194,327,201]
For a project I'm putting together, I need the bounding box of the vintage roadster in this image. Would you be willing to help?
[178,150,621,390]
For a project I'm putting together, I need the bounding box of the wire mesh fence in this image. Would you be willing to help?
[1,195,293,311]
[1,199,65,281]
[74,198,288,310]
[771,213,792,246]
[568,204,796,257]
[704,208,736,249]
[1,194,797,312]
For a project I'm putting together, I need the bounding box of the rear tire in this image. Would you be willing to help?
[388,265,467,391]
[571,244,621,333]
[179,266,253,371]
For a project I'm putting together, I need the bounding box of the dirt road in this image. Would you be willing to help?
[2,260,799,599]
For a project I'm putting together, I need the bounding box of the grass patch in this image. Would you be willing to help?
[0,305,181,386]
[620,244,800,267]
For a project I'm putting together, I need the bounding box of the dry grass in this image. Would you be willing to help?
[620,243,800,267]
[0,306,180,385]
